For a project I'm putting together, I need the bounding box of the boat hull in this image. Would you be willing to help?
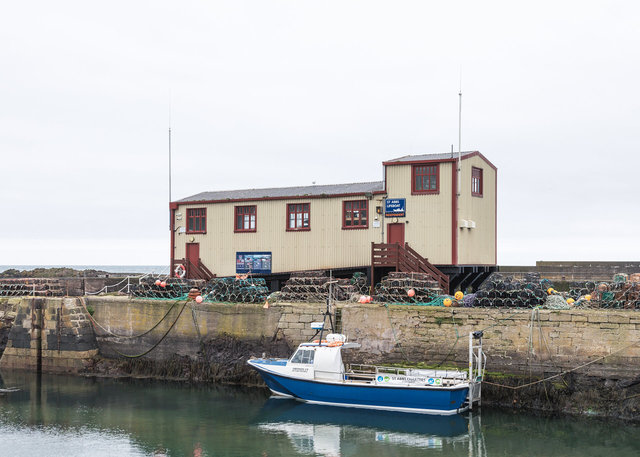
[249,361,469,415]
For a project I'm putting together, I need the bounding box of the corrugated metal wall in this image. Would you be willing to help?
[458,155,497,265]
[173,156,497,277]
[385,163,454,264]
[174,197,381,277]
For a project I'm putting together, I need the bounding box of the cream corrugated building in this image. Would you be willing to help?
[170,151,497,291]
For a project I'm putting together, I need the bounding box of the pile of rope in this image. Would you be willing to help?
[0,279,63,297]
[374,272,443,304]
[200,277,269,303]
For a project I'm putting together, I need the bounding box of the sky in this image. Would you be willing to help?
[1,0,639,267]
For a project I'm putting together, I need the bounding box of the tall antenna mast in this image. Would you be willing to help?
[168,96,172,231]
[458,86,462,196]
[456,73,462,266]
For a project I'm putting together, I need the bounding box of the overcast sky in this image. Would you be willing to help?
[1,0,639,267]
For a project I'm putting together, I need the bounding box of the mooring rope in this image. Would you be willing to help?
[483,339,640,390]
[107,299,191,359]
[79,296,180,339]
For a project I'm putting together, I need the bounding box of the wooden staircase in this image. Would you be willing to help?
[173,258,215,281]
[371,242,449,292]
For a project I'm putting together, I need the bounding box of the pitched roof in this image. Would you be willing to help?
[384,151,478,163]
[177,181,384,203]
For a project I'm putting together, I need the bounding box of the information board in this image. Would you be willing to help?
[236,252,272,274]
[385,198,406,217]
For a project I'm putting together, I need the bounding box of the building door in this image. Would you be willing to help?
[185,243,200,278]
[387,223,405,245]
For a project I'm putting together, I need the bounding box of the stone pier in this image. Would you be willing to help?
[0,297,98,373]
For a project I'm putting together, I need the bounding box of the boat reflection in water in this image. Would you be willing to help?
[255,397,486,456]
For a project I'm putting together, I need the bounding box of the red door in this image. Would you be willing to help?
[185,243,200,278]
[387,223,405,245]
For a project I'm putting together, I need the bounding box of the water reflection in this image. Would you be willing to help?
[255,398,485,456]
[0,370,639,457]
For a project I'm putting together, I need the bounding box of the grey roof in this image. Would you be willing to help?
[385,151,478,163]
[177,181,384,203]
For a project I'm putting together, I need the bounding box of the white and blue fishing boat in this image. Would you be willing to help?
[248,302,486,415]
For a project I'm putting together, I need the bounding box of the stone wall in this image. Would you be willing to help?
[501,261,640,282]
[0,297,98,373]
[80,297,640,379]
[340,305,640,378]
[3,296,640,380]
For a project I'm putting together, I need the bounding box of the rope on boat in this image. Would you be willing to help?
[79,296,181,339]
[483,339,640,390]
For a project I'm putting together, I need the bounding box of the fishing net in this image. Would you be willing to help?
[472,272,549,308]
[0,279,64,297]
[200,277,270,303]
[374,272,443,304]
[130,278,200,299]
[276,271,369,303]
[568,279,640,310]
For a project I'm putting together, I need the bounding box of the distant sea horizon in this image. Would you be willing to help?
[0,265,169,274]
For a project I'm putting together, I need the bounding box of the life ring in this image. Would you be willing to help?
[327,341,343,347]
[175,264,186,278]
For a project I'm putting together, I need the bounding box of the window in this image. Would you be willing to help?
[472,167,483,197]
[290,349,315,364]
[287,203,310,230]
[186,208,206,233]
[412,164,439,194]
[235,205,256,232]
[343,200,368,229]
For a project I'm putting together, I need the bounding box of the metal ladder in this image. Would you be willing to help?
[467,331,487,410]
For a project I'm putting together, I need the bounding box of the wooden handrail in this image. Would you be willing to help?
[173,258,215,281]
[371,242,449,292]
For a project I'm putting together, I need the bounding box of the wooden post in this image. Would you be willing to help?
[370,242,375,295]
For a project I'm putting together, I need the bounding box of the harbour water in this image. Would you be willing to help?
[0,371,638,457]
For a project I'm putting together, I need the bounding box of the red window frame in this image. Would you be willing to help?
[234,205,257,232]
[472,167,483,197]
[286,203,310,231]
[412,164,439,194]
[342,200,368,229]
[186,208,206,234]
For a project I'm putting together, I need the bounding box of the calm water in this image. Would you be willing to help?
[0,371,638,457]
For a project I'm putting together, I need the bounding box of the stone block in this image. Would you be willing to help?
[587,314,609,323]
[599,323,619,329]
[572,315,588,322]
[608,315,630,324]
[548,313,572,322]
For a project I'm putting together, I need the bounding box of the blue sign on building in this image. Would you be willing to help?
[236,252,272,274]
[385,198,406,217]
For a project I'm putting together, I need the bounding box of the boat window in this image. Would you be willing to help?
[290,349,315,364]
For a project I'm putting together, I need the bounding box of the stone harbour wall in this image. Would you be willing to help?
[79,297,640,379]
[0,297,98,373]
[2,296,640,419]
